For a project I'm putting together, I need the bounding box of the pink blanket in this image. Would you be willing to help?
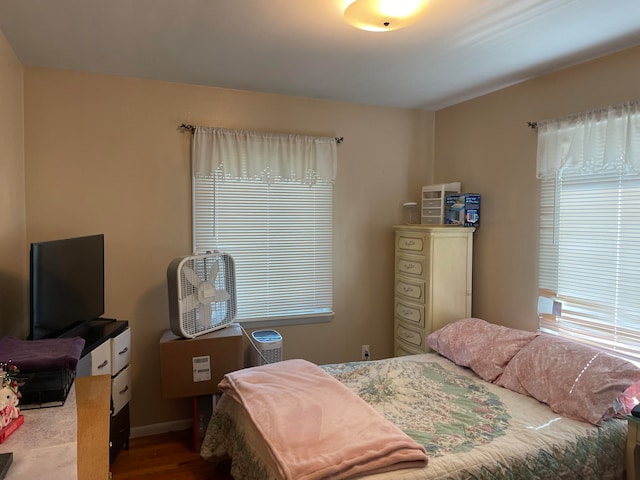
[218,359,428,480]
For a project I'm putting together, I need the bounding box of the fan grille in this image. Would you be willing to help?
[169,253,237,338]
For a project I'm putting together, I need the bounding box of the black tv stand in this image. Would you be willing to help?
[59,318,128,357]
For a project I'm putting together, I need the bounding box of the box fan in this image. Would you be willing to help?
[167,252,236,338]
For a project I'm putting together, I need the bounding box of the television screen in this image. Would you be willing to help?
[30,234,105,340]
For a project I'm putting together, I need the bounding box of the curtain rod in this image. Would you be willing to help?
[527,121,538,129]
[179,123,344,144]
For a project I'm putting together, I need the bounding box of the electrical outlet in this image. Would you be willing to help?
[361,344,370,361]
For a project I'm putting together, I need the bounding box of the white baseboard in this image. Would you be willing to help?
[130,418,192,439]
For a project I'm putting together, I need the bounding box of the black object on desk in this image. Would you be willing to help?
[0,453,12,479]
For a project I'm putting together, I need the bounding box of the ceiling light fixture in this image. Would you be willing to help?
[344,0,429,32]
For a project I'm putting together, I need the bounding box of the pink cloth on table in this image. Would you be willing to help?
[219,359,428,480]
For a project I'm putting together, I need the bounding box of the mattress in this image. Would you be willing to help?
[201,353,627,480]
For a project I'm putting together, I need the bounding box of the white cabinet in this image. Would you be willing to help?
[393,225,474,355]
[77,328,131,377]
[75,320,131,462]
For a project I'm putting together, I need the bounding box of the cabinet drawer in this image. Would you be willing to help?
[396,234,425,254]
[395,277,425,302]
[395,299,424,327]
[112,365,132,416]
[423,199,442,208]
[110,403,130,463]
[396,322,424,348]
[88,341,112,376]
[111,328,131,376]
[396,255,424,277]
[421,207,442,217]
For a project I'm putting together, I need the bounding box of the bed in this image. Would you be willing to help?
[200,319,640,480]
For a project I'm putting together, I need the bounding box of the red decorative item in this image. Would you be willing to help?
[0,362,22,443]
[0,414,23,444]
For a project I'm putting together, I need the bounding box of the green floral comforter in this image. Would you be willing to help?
[201,353,627,479]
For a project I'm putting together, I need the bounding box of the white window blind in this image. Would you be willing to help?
[194,174,334,323]
[538,101,640,361]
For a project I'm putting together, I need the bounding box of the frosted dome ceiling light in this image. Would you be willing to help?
[344,0,430,32]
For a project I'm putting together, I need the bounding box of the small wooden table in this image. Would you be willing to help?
[76,374,111,480]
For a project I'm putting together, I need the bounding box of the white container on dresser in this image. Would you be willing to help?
[393,225,475,356]
[72,319,131,462]
[421,182,461,224]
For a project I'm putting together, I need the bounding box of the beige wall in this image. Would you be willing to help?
[0,31,26,338]
[434,46,640,332]
[22,68,433,427]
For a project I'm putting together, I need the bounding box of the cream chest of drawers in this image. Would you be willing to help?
[393,225,475,356]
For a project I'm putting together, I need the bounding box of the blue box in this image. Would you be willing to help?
[445,193,480,227]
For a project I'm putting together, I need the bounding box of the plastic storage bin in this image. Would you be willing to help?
[421,182,461,224]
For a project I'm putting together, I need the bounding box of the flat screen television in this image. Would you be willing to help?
[30,234,105,340]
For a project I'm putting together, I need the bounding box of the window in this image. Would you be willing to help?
[537,101,640,361]
[191,127,337,326]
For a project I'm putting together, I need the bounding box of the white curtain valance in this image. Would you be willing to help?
[536,100,640,179]
[192,127,337,185]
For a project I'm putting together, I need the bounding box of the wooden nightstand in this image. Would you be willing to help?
[627,415,640,480]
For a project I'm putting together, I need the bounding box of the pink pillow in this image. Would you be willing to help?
[426,318,539,382]
[496,334,640,425]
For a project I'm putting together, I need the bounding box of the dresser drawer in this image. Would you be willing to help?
[396,234,425,254]
[396,254,425,278]
[396,322,424,348]
[395,340,425,356]
[110,403,130,463]
[422,199,442,209]
[395,277,425,302]
[395,299,425,327]
[85,340,112,376]
[111,364,132,416]
[111,328,131,376]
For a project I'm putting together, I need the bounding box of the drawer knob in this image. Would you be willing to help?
[119,385,129,395]
[405,240,415,246]
[403,263,414,270]
[97,360,109,369]
[118,347,129,355]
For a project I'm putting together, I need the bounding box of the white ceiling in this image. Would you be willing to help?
[1,0,640,110]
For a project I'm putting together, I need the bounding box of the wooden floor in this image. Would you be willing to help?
[110,429,233,480]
